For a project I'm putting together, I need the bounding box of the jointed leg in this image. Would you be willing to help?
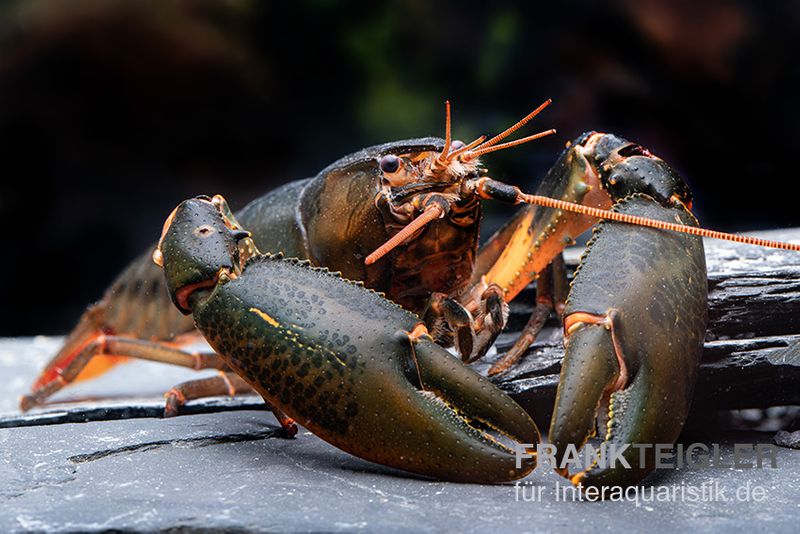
[466,283,508,363]
[489,264,553,375]
[164,371,298,437]
[551,254,569,316]
[424,292,475,357]
[488,253,568,375]
[20,335,228,410]
[422,283,508,363]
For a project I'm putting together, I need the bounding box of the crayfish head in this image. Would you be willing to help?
[153,195,251,314]
[378,99,555,198]
[366,100,555,265]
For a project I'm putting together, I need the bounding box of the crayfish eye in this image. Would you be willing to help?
[379,154,401,174]
[194,224,215,237]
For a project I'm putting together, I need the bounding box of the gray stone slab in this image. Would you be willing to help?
[2,339,800,532]
[2,410,800,533]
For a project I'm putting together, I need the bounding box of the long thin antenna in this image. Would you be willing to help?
[518,193,800,252]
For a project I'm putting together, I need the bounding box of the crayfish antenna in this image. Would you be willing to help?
[465,129,557,160]
[439,100,452,163]
[518,193,800,252]
[446,135,486,161]
[430,101,453,175]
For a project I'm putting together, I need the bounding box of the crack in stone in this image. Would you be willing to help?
[272,450,420,509]
[3,468,79,501]
[68,428,288,464]
[0,398,269,429]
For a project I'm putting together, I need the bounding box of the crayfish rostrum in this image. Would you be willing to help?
[21,100,800,487]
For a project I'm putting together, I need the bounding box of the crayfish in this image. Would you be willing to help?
[21,100,800,486]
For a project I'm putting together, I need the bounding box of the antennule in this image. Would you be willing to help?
[474,99,552,153]
[436,100,453,165]
[446,135,486,161]
[464,129,557,160]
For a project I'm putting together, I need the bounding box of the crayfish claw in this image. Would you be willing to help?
[547,195,706,489]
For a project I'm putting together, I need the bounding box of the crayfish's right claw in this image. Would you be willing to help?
[547,318,625,484]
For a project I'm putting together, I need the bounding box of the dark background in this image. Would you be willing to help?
[1,0,797,336]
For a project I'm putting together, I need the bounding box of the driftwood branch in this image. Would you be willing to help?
[475,228,800,417]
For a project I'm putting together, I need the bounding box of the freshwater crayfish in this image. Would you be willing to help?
[22,100,800,486]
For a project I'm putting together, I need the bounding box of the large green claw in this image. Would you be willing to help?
[158,196,540,484]
[548,195,707,488]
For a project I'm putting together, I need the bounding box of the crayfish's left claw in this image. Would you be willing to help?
[547,196,707,489]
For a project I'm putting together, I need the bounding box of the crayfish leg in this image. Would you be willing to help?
[29,303,119,392]
[422,285,508,363]
[27,250,197,407]
[21,334,228,411]
[423,292,476,358]
[488,254,569,375]
[163,372,298,437]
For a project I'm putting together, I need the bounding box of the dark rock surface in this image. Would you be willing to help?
[775,430,800,450]
[2,410,799,532]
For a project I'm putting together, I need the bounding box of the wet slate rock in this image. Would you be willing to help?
[478,229,800,420]
[775,430,800,449]
[2,413,800,532]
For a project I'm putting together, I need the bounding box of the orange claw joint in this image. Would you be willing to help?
[365,202,445,265]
